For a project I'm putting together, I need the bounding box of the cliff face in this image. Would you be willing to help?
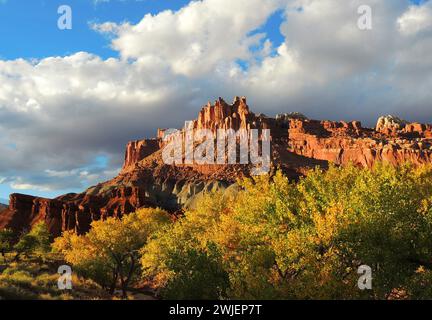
[288,118,432,168]
[123,139,160,171]
[2,96,432,236]
[194,96,257,132]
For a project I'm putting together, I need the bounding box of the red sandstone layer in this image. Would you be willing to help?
[1,97,431,235]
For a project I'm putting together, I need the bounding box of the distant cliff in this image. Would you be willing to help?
[1,96,432,236]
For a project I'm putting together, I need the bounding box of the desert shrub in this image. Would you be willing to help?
[0,255,109,300]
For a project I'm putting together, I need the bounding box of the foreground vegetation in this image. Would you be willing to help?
[0,223,109,300]
[136,163,432,299]
[3,163,432,299]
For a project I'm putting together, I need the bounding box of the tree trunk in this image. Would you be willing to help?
[119,274,127,299]
[120,255,136,299]
[109,268,118,295]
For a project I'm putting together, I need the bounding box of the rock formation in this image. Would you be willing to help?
[191,96,271,133]
[288,118,432,168]
[1,96,432,236]
[376,115,408,136]
[123,139,159,171]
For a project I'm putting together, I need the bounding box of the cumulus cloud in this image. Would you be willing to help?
[94,0,282,76]
[1,0,432,195]
[398,1,432,35]
[230,0,432,122]
[0,52,195,192]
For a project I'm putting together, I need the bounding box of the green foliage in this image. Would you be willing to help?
[14,234,38,257]
[141,192,233,298]
[0,254,109,300]
[41,163,432,300]
[53,208,171,298]
[0,229,16,259]
[28,221,51,253]
[14,222,51,257]
[140,164,432,300]
[161,243,229,300]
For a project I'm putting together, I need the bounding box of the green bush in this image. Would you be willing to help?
[160,243,229,300]
[0,255,109,300]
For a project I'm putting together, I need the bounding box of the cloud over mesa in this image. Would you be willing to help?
[0,0,431,196]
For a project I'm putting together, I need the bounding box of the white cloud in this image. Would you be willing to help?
[10,180,53,192]
[398,1,432,35]
[94,0,282,76]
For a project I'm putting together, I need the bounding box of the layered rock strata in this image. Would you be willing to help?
[2,97,431,235]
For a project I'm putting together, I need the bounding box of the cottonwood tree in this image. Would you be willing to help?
[140,164,432,300]
[53,208,171,298]
[13,222,51,261]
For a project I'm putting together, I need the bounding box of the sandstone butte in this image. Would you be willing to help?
[1,96,432,236]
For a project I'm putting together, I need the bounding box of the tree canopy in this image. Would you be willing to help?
[53,208,171,297]
[54,163,432,299]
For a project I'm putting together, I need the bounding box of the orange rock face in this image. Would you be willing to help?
[288,119,432,168]
[123,139,159,171]
[192,96,270,133]
[1,96,432,235]
[0,194,64,235]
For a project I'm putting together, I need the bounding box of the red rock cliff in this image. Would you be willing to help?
[1,97,432,236]
[288,118,432,168]
[123,139,160,171]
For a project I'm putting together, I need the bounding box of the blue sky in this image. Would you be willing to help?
[0,0,285,61]
[0,0,189,60]
[0,0,430,203]
[1,0,421,62]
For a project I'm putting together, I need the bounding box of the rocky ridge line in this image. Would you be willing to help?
[1,97,431,235]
